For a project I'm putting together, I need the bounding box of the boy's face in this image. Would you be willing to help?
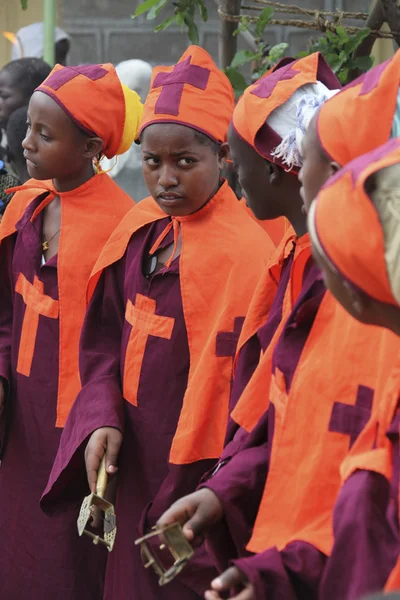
[23,92,90,184]
[0,70,26,130]
[298,115,339,214]
[141,123,228,217]
[227,124,277,220]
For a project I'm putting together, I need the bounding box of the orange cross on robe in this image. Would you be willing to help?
[15,273,59,377]
[123,293,175,406]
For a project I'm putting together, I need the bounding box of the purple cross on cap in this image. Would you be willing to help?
[152,56,210,116]
[251,63,301,99]
[43,65,109,91]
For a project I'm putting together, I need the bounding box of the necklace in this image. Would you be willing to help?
[42,229,60,251]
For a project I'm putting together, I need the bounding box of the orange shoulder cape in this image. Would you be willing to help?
[0,174,134,427]
[239,199,289,247]
[246,297,400,557]
[339,354,400,592]
[231,229,311,432]
[89,181,273,464]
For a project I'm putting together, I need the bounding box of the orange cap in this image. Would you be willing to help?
[36,63,143,158]
[316,50,400,166]
[308,137,400,306]
[231,52,340,170]
[139,45,234,143]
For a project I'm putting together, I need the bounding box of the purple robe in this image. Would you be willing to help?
[319,406,400,599]
[224,246,297,444]
[201,262,328,599]
[0,195,106,599]
[42,218,219,599]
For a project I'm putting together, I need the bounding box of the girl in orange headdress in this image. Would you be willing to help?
[308,138,400,599]
[39,46,274,600]
[0,64,143,598]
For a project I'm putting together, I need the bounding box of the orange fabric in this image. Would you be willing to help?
[239,198,289,247]
[124,294,175,406]
[15,274,59,376]
[247,295,400,556]
[89,181,273,464]
[310,138,400,306]
[317,50,400,166]
[232,53,340,166]
[0,174,133,427]
[232,229,311,432]
[340,355,400,592]
[386,557,400,591]
[139,45,234,144]
[36,63,127,158]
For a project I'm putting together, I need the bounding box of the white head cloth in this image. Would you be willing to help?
[267,81,340,170]
[369,163,400,305]
[115,59,153,103]
[11,22,70,60]
[101,59,152,179]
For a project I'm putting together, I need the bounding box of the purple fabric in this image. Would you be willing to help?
[256,249,294,352]
[152,56,210,116]
[216,316,245,358]
[359,57,391,96]
[202,408,271,572]
[42,65,108,91]
[329,384,374,448]
[234,541,326,600]
[251,63,300,99]
[0,195,106,599]
[42,218,217,599]
[272,260,325,393]
[0,233,14,392]
[320,471,399,600]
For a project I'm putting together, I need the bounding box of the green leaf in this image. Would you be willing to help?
[268,42,288,64]
[338,67,349,84]
[344,27,371,54]
[196,0,208,22]
[21,0,28,8]
[255,6,274,38]
[184,14,199,44]
[133,0,162,18]
[147,0,168,20]
[154,14,177,31]
[335,25,348,43]
[351,55,373,72]
[325,53,342,72]
[230,49,256,68]
[234,16,249,36]
[225,67,248,93]
[175,11,185,27]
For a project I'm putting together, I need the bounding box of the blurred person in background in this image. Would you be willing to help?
[101,59,152,201]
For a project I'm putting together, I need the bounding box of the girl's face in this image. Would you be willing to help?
[0,69,26,130]
[23,92,100,191]
[141,123,228,217]
[298,115,339,214]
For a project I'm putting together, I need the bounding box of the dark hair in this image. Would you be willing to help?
[2,58,52,100]
[6,105,28,166]
[55,39,71,66]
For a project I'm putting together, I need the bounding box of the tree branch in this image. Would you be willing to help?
[380,0,400,47]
